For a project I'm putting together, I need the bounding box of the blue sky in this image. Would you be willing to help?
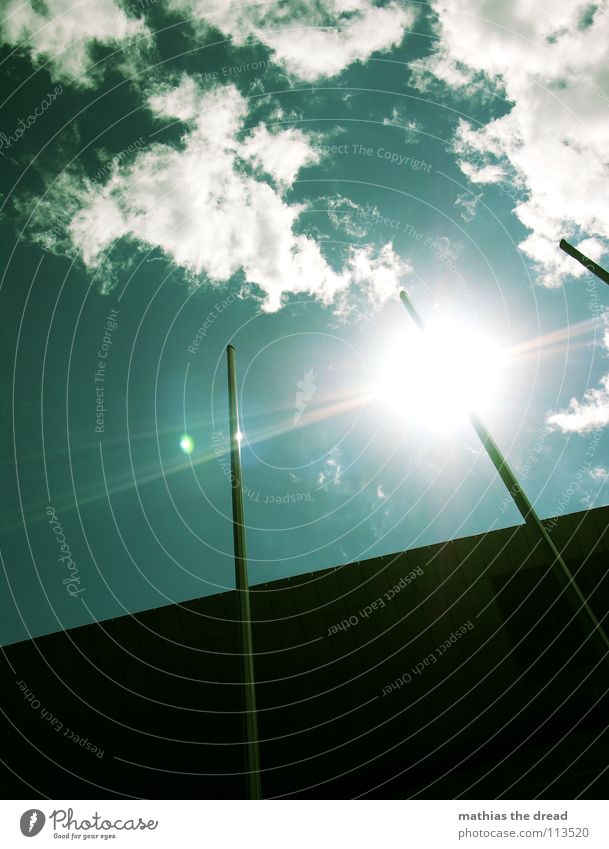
[1,0,609,644]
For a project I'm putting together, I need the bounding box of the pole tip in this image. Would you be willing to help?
[227,343,236,353]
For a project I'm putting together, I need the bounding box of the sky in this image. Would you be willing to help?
[1,0,609,645]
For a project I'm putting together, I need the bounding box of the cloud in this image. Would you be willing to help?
[547,374,609,434]
[347,241,410,307]
[241,124,320,187]
[168,0,415,80]
[454,190,482,222]
[546,308,609,433]
[0,0,148,84]
[417,0,609,286]
[33,76,411,312]
[317,455,342,487]
[325,196,370,238]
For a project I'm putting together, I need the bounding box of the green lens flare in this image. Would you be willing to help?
[180,435,194,454]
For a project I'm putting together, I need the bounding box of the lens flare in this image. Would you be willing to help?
[180,435,194,454]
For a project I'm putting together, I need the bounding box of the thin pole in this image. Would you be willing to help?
[227,344,262,799]
[399,290,609,658]
[559,239,609,287]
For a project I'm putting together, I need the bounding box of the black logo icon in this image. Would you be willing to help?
[20,810,46,837]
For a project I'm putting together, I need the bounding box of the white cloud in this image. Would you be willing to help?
[168,0,415,80]
[148,73,202,122]
[546,303,609,434]
[455,190,482,222]
[547,374,609,434]
[325,196,369,238]
[382,108,421,145]
[318,455,342,487]
[0,0,148,84]
[241,124,321,187]
[418,0,609,286]
[347,241,408,308]
[41,76,410,311]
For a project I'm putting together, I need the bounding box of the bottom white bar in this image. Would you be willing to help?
[1,800,607,848]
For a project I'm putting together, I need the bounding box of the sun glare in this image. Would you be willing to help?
[374,316,506,429]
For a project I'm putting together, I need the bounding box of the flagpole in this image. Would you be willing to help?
[399,290,609,659]
[227,344,262,799]
[559,239,609,287]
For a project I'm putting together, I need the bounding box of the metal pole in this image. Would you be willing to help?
[559,239,609,287]
[227,344,262,799]
[399,290,609,658]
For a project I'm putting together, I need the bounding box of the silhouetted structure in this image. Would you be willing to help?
[227,344,261,798]
[2,506,608,799]
[400,289,609,656]
[560,239,609,286]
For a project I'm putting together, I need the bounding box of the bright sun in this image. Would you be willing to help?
[374,316,506,429]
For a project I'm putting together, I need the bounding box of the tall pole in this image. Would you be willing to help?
[227,344,262,799]
[559,238,609,287]
[399,290,609,658]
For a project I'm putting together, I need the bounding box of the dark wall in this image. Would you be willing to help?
[2,507,608,799]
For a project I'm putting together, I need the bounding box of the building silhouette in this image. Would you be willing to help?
[2,506,608,798]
